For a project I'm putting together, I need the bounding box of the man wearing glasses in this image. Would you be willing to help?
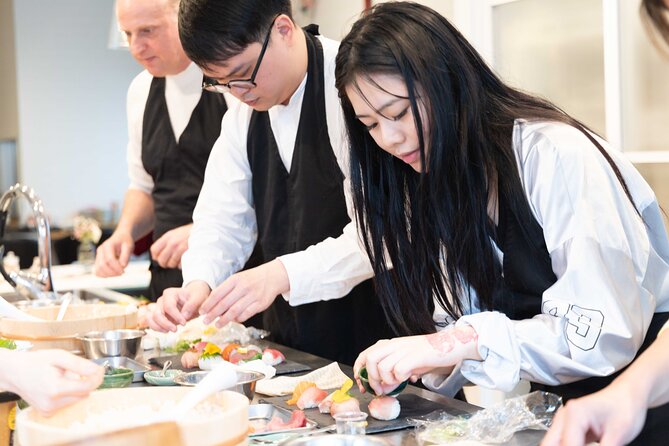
[94,0,231,301]
[147,0,393,364]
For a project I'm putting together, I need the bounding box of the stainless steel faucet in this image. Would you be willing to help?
[0,183,56,300]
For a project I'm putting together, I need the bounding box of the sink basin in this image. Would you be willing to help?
[0,287,140,306]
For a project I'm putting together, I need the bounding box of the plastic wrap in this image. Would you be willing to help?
[414,391,561,444]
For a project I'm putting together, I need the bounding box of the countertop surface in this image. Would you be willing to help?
[0,332,546,445]
[0,260,151,296]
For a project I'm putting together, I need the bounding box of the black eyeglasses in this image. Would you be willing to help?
[202,16,278,93]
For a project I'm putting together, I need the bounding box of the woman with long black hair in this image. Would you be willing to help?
[335,2,669,443]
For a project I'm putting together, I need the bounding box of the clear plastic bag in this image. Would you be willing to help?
[414,391,562,444]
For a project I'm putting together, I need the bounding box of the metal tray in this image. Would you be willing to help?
[249,403,318,437]
[92,356,151,383]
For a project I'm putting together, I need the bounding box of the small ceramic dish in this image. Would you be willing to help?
[358,367,408,397]
[143,369,182,386]
[100,367,134,389]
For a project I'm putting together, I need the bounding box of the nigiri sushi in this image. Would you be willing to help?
[296,385,328,409]
[330,397,361,415]
[181,349,199,369]
[368,395,401,421]
[198,343,224,370]
[262,348,286,366]
[318,393,333,414]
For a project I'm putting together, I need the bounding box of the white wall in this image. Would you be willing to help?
[0,0,18,140]
[13,0,140,226]
[293,0,454,40]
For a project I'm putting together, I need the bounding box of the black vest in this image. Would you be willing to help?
[494,188,669,445]
[246,27,393,365]
[141,76,227,298]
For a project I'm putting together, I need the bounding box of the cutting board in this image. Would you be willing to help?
[150,354,312,376]
[260,391,461,434]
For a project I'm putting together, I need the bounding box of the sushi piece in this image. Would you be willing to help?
[296,385,328,409]
[368,396,401,421]
[181,349,199,369]
[318,392,334,414]
[287,381,317,405]
[317,378,361,415]
[229,345,263,364]
[266,409,307,431]
[330,397,361,416]
[198,343,224,370]
[262,348,286,366]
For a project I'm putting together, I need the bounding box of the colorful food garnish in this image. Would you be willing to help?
[221,343,241,361]
[0,338,16,350]
[287,381,317,405]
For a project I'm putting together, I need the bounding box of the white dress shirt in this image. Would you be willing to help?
[181,35,374,304]
[125,62,234,194]
[424,119,669,393]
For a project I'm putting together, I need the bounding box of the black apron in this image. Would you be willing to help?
[494,189,669,445]
[246,26,393,365]
[142,76,227,300]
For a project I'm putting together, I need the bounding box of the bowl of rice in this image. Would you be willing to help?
[16,387,249,446]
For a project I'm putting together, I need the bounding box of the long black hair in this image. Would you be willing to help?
[178,0,292,70]
[641,0,669,52]
[335,1,636,336]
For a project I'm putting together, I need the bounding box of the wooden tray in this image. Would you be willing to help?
[0,304,137,351]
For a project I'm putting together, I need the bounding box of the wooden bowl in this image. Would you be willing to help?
[0,304,137,352]
[16,387,249,446]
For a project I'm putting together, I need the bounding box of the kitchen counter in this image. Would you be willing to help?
[0,338,546,445]
[146,342,546,445]
[0,260,151,296]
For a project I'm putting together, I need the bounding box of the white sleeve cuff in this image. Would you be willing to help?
[278,254,315,305]
[457,312,521,392]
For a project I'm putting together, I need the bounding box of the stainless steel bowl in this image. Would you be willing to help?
[174,370,265,400]
[280,434,390,446]
[77,329,144,359]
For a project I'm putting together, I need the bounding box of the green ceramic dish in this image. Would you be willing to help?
[358,367,408,397]
[100,367,134,389]
[144,369,182,386]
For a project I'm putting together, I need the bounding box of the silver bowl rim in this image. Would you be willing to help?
[174,369,266,387]
[77,329,145,341]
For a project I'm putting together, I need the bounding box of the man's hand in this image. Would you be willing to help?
[146,281,210,332]
[150,224,192,269]
[199,259,290,327]
[94,231,134,277]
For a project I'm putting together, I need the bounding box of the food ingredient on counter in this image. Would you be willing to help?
[368,395,401,420]
[198,343,224,370]
[262,348,285,366]
[266,409,307,431]
[66,400,224,436]
[181,350,200,369]
[296,386,328,410]
[319,379,361,415]
[0,337,16,350]
[287,381,317,405]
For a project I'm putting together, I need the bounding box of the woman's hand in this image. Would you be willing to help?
[541,381,647,446]
[353,324,481,395]
[0,350,103,417]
